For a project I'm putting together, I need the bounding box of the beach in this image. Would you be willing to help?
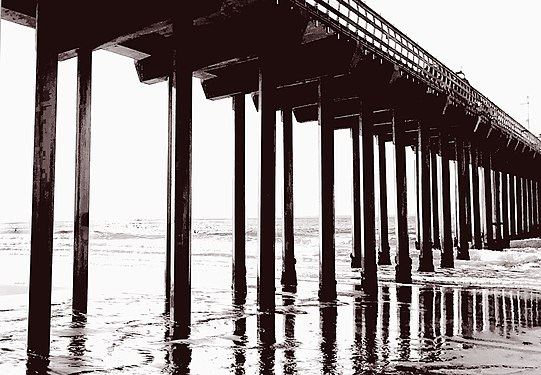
[2,218,541,374]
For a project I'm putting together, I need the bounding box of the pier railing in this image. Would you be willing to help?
[289,0,541,152]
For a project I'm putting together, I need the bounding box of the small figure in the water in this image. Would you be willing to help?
[14,228,18,233]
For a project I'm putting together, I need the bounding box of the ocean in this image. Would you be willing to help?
[2,217,541,374]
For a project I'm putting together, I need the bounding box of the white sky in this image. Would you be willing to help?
[0,1,539,223]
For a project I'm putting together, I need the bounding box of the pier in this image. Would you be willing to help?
[2,0,541,366]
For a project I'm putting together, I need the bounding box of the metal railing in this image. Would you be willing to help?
[289,0,541,152]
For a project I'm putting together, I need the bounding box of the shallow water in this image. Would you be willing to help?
[2,219,541,374]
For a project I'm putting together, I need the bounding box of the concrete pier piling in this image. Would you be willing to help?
[456,138,470,259]
[258,63,277,312]
[281,106,297,292]
[171,11,194,340]
[483,151,494,249]
[233,94,247,304]
[393,110,412,283]
[350,121,362,269]
[471,146,483,249]
[430,145,441,250]
[377,135,391,265]
[439,129,454,268]
[361,100,378,294]
[27,1,59,358]
[72,48,92,317]
[318,78,336,302]
[418,121,434,271]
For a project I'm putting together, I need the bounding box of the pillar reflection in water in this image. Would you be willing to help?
[418,287,437,361]
[258,312,275,375]
[397,285,412,361]
[460,290,474,340]
[283,294,297,375]
[352,284,378,373]
[380,286,391,362]
[443,288,454,337]
[320,303,337,374]
[68,316,88,361]
[232,306,247,375]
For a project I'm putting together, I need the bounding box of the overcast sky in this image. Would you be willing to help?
[1,1,539,223]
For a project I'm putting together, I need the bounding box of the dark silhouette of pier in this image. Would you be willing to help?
[2,0,541,365]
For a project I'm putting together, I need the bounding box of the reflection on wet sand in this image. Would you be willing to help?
[283,295,297,375]
[23,285,541,374]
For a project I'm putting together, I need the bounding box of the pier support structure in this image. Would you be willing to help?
[318,78,336,301]
[377,135,391,265]
[483,151,494,248]
[418,121,434,271]
[439,128,454,268]
[233,94,247,303]
[281,106,297,291]
[470,145,482,249]
[171,12,194,339]
[430,143,441,250]
[27,1,59,358]
[456,138,470,259]
[258,63,277,311]
[361,100,378,293]
[72,48,92,317]
[350,121,362,268]
[393,110,412,282]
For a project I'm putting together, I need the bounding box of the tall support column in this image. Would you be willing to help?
[233,95,247,303]
[350,122,362,268]
[165,75,173,312]
[415,146,421,250]
[281,107,297,291]
[483,152,494,248]
[393,110,412,283]
[501,171,509,246]
[527,178,534,236]
[522,177,528,237]
[439,130,454,268]
[361,100,378,294]
[258,63,277,311]
[171,11,193,340]
[27,1,59,358]
[509,174,516,239]
[464,142,473,242]
[456,139,470,259]
[516,176,523,238]
[471,147,482,249]
[377,135,391,265]
[430,146,441,250]
[537,181,541,236]
[318,78,336,301]
[532,179,539,236]
[72,48,92,316]
[493,170,502,243]
[418,122,434,271]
